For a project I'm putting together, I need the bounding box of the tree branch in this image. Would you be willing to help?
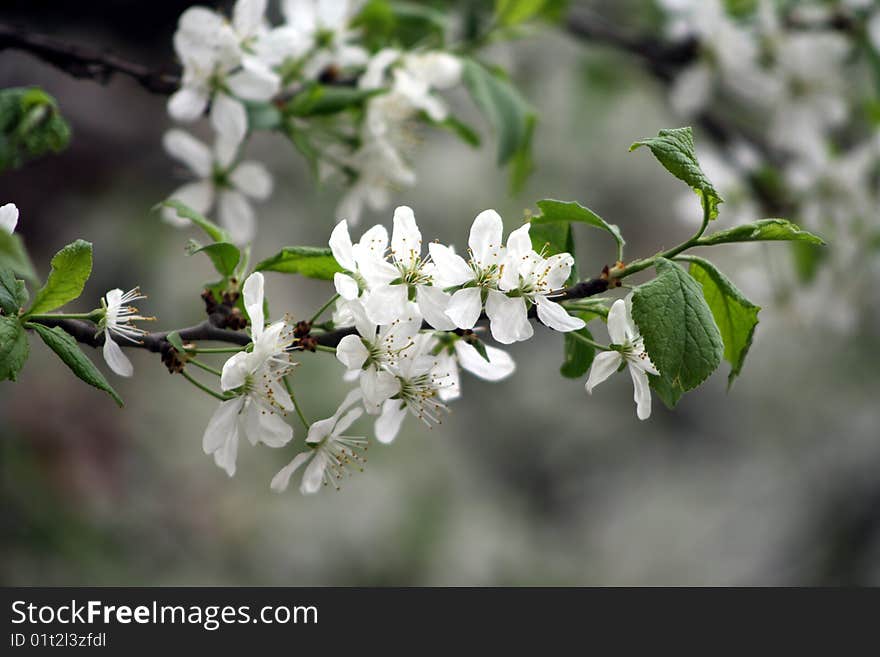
[0,23,180,95]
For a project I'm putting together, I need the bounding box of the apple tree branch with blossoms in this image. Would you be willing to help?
[0,0,831,495]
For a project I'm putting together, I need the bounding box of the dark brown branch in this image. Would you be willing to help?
[0,23,180,95]
[26,277,611,353]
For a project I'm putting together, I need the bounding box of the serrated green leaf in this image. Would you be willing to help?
[0,268,27,315]
[160,200,230,243]
[630,127,723,220]
[27,239,92,315]
[686,256,760,387]
[462,58,536,167]
[189,242,241,277]
[631,258,723,398]
[533,199,625,258]
[495,0,547,26]
[0,230,38,282]
[698,219,825,246]
[560,317,596,379]
[28,323,123,406]
[253,246,343,280]
[0,315,28,381]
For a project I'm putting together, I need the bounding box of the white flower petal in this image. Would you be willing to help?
[300,451,327,494]
[245,401,294,447]
[162,129,212,178]
[416,285,455,330]
[428,243,472,287]
[270,451,312,492]
[505,223,532,258]
[363,283,409,325]
[163,181,214,226]
[485,290,532,344]
[203,397,244,455]
[455,341,515,381]
[227,58,280,101]
[606,298,629,345]
[233,0,266,37]
[535,296,585,333]
[211,93,247,165]
[334,272,360,300]
[375,399,407,444]
[629,364,652,420]
[329,220,356,270]
[218,189,256,245]
[391,205,421,267]
[102,335,134,377]
[213,428,240,477]
[0,203,19,234]
[230,161,273,200]
[445,287,482,329]
[360,368,401,408]
[242,272,265,338]
[585,351,622,394]
[167,87,209,122]
[336,334,369,370]
[469,209,504,266]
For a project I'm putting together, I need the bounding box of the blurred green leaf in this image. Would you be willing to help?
[254,246,343,280]
[698,219,825,246]
[560,315,596,379]
[29,323,123,406]
[286,84,381,117]
[26,239,92,316]
[0,229,38,282]
[533,199,625,258]
[0,315,28,381]
[160,200,230,244]
[0,87,71,172]
[495,0,547,26]
[0,268,27,315]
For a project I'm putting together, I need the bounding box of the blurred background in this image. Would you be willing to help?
[2,0,879,586]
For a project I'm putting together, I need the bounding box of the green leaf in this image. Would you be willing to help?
[0,87,71,172]
[0,315,28,381]
[462,58,536,167]
[529,220,577,286]
[253,246,343,280]
[245,101,282,131]
[630,127,723,220]
[698,219,825,246]
[686,256,760,387]
[533,199,625,258]
[166,330,186,353]
[791,241,826,283]
[495,0,547,26]
[189,242,241,277]
[286,84,381,117]
[631,259,723,401]
[560,317,596,379]
[28,323,123,407]
[0,230,38,282]
[27,239,92,316]
[0,268,27,315]
[160,200,230,243]
[432,115,481,148]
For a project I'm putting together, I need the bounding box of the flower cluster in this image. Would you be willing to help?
[657,0,880,330]
[160,0,466,243]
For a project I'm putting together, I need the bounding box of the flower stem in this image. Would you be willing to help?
[569,331,611,352]
[308,294,339,325]
[188,346,245,354]
[180,370,228,401]
[188,358,223,377]
[283,375,310,430]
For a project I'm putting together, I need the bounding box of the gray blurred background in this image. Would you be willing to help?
[2,0,879,586]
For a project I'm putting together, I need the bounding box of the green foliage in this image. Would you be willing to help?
[630,127,723,220]
[533,199,625,259]
[686,256,760,387]
[246,101,283,131]
[560,315,596,379]
[254,246,343,280]
[698,219,825,246]
[0,87,71,172]
[286,84,382,117]
[791,241,826,284]
[187,241,241,278]
[631,259,723,407]
[462,58,536,189]
[0,229,38,282]
[26,240,92,316]
[0,268,27,316]
[166,330,186,353]
[160,200,230,243]
[0,315,28,381]
[432,115,482,148]
[356,1,448,49]
[28,323,123,407]
[495,0,548,27]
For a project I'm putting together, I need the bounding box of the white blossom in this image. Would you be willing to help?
[585,296,658,420]
[96,287,152,378]
[203,273,295,476]
[281,0,368,78]
[431,336,516,402]
[270,389,367,494]
[0,202,19,233]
